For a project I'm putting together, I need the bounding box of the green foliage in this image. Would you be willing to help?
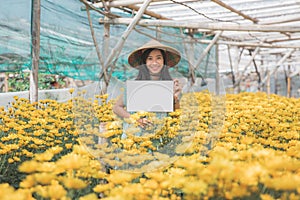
[6,72,66,92]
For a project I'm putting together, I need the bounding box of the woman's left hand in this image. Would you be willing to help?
[173,79,182,98]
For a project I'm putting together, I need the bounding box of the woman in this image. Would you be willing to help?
[113,39,182,128]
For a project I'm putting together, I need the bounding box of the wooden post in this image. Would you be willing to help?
[287,65,291,97]
[227,45,235,86]
[234,47,242,93]
[82,1,107,89]
[258,58,264,91]
[4,73,8,92]
[234,41,265,87]
[274,69,278,94]
[0,73,8,92]
[102,14,110,93]
[287,76,291,98]
[29,0,41,103]
[260,49,294,86]
[215,44,220,95]
[267,70,270,95]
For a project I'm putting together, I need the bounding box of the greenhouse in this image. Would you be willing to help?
[0,0,299,199]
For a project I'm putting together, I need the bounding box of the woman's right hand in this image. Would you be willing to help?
[137,117,153,129]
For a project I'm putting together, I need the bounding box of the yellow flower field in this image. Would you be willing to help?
[0,91,299,200]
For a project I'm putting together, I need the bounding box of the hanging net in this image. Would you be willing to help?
[1,0,226,172]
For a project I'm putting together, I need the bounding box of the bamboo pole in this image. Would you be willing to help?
[274,69,278,94]
[197,39,300,49]
[211,0,258,23]
[233,46,241,93]
[81,0,108,87]
[103,17,110,64]
[30,0,40,103]
[258,58,264,91]
[227,45,235,86]
[215,43,220,95]
[266,70,270,95]
[287,75,291,97]
[260,49,295,86]
[99,18,300,33]
[126,4,170,20]
[287,66,291,98]
[4,73,8,92]
[102,0,152,70]
[262,16,300,25]
[234,40,264,87]
[251,51,262,89]
[0,73,5,92]
[102,14,110,93]
[94,0,163,7]
[289,68,300,77]
[194,31,222,70]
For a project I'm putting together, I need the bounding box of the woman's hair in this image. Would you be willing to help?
[135,48,172,80]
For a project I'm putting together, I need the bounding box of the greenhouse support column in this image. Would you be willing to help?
[215,44,220,95]
[287,65,291,98]
[267,70,270,95]
[287,75,291,98]
[274,69,278,94]
[227,45,235,87]
[233,46,240,93]
[103,17,110,62]
[102,15,110,93]
[4,73,8,92]
[30,0,41,103]
[260,49,294,86]
[234,42,263,87]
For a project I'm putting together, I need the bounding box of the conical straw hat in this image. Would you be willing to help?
[128,39,181,68]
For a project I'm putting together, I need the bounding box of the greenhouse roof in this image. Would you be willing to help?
[93,0,300,73]
[1,0,299,82]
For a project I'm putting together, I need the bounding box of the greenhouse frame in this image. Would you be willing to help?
[1,1,300,200]
[1,0,300,101]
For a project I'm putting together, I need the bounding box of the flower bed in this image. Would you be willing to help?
[0,91,299,199]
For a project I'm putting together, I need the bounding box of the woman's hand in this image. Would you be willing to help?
[173,79,182,98]
[137,117,153,129]
[173,79,182,110]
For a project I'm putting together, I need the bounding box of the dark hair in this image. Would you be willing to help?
[141,48,167,66]
[136,48,172,80]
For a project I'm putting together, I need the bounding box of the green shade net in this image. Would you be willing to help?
[1,0,226,172]
[0,0,217,81]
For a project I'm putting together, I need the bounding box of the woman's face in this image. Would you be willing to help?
[145,49,164,74]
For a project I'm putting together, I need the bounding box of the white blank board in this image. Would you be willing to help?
[126,80,174,112]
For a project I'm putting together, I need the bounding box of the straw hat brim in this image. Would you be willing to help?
[128,40,181,68]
